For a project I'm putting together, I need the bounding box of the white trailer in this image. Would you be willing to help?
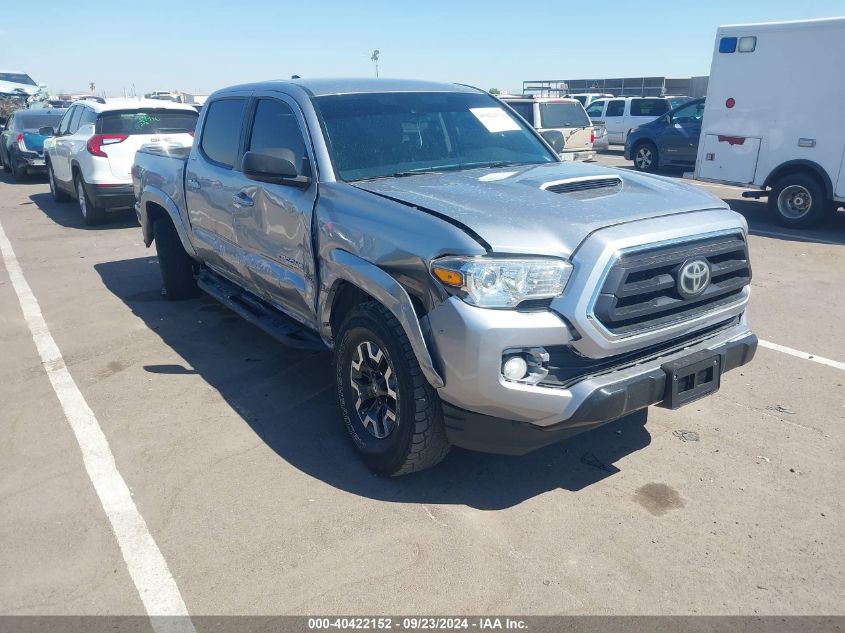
[694,17,845,228]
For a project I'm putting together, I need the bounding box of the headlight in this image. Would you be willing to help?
[430,256,572,308]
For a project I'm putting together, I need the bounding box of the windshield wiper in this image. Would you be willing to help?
[450,160,539,171]
[391,168,443,177]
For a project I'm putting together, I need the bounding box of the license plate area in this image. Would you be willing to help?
[661,350,721,409]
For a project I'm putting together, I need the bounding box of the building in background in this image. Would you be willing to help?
[522,76,709,98]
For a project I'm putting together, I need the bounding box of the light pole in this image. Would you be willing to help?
[371,50,380,78]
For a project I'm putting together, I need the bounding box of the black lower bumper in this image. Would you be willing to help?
[84,182,135,211]
[442,332,757,456]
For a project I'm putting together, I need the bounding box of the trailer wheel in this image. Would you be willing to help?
[768,173,829,229]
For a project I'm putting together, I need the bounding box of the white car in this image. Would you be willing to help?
[44,97,198,224]
[566,93,613,107]
[585,96,691,145]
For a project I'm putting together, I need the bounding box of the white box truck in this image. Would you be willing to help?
[694,17,845,228]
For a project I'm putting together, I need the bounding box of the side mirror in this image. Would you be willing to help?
[39,126,56,137]
[540,130,565,154]
[241,149,311,188]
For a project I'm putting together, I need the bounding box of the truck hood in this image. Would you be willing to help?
[354,163,727,256]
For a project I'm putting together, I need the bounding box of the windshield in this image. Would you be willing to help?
[97,109,198,135]
[539,102,590,129]
[314,91,556,181]
[17,112,65,131]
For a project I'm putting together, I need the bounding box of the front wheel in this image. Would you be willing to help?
[75,174,104,225]
[48,163,71,202]
[335,301,450,475]
[768,174,829,229]
[633,142,658,172]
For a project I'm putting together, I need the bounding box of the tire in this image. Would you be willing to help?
[153,217,199,300]
[75,173,104,225]
[1,149,9,173]
[335,301,450,476]
[48,163,71,202]
[11,154,26,181]
[632,141,658,172]
[768,173,830,229]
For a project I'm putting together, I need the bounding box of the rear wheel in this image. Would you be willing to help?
[48,163,71,202]
[335,301,450,476]
[75,173,104,225]
[11,154,26,181]
[633,142,658,172]
[768,173,829,229]
[1,149,10,173]
[153,217,199,300]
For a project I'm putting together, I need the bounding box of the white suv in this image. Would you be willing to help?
[44,97,198,224]
[584,96,691,145]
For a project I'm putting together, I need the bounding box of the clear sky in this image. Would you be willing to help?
[3,0,843,96]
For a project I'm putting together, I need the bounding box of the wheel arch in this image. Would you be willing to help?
[139,186,197,256]
[320,249,444,389]
[763,160,833,199]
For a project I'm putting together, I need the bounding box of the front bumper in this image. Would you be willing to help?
[84,182,135,211]
[438,327,756,455]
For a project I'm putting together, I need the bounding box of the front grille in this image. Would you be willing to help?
[593,233,751,335]
[540,317,739,388]
[544,177,622,195]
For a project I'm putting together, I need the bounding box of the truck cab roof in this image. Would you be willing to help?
[215,78,480,98]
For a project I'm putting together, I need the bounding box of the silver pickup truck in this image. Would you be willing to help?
[132,78,757,475]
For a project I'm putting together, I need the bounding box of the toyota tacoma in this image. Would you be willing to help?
[132,79,756,475]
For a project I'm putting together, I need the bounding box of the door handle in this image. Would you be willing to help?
[232,191,255,209]
[186,178,200,190]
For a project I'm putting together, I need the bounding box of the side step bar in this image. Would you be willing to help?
[197,269,326,351]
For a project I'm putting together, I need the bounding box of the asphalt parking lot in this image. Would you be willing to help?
[1,155,844,617]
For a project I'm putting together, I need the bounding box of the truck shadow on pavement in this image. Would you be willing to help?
[95,256,653,510]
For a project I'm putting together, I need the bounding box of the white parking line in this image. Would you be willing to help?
[0,220,195,633]
[759,339,845,372]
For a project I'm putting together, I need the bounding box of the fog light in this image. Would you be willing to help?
[502,355,529,381]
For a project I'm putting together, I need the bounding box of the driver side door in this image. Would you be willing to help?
[658,99,705,165]
[232,94,318,327]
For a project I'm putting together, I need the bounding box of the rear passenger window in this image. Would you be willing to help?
[631,99,669,116]
[200,98,246,168]
[248,99,308,173]
[79,108,97,128]
[506,102,535,125]
[605,100,625,117]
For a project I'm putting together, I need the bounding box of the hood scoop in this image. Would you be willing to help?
[541,175,623,196]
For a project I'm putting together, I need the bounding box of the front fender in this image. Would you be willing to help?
[320,249,445,389]
[139,186,197,257]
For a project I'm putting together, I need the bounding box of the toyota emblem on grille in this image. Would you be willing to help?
[678,259,711,298]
